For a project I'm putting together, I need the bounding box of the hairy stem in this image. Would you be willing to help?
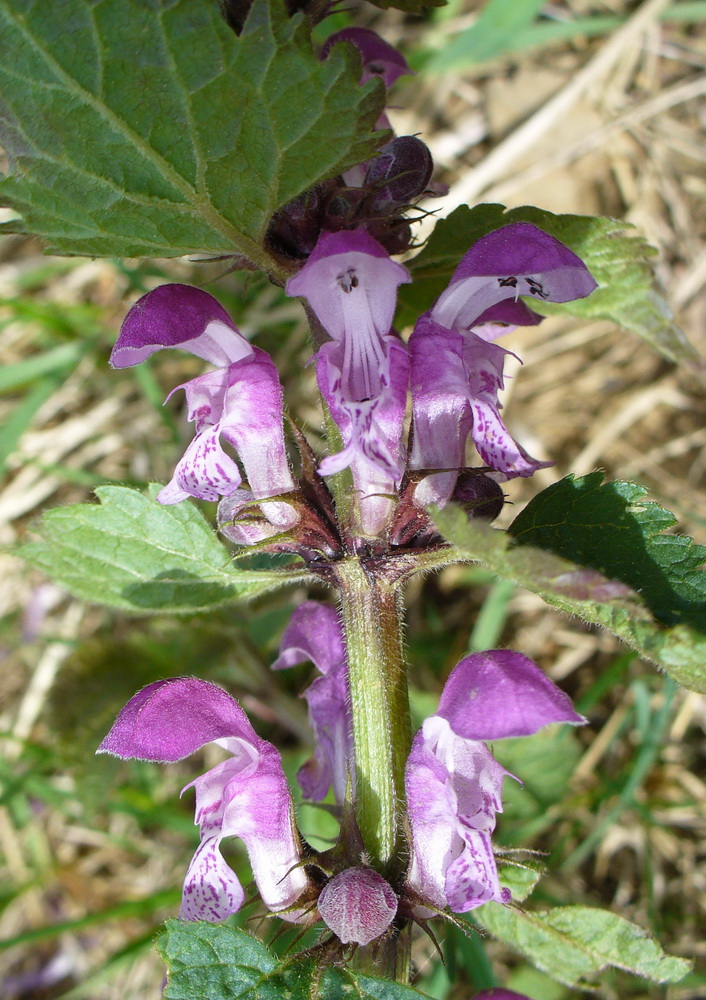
[336,557,413,980]
[336,558,411,876]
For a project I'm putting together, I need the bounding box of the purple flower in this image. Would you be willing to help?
[112,285,297,531]
[321,28,411,90]
[287,231,410,534]
[410,223,597,503]
[272,601,353,803]
[318,867,398,945]
[432,222,597,334]
[405,650,584,916]
[321,28,411,138]
[98,678,309,923]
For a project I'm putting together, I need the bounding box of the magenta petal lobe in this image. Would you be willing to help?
[97,678,258,762]
[271,601,345,676]
[272,602,353,804]
[111,284,252,368]
[321,27,411,88]
[437,649,586,741]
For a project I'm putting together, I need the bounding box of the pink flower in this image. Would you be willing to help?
[410,223,597,504]
[112,285,296,535]
[287,230,410,535]
[272,601,353,803]
[405,650,584,915]
[98,678,309,923]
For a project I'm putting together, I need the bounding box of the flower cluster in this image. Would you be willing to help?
[103,22,598,973]
[99,609,583,942]
[114,220,595,548]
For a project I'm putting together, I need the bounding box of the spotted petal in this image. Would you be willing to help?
[287,230,409,405]
[405,718,510,914]
[180,835,245,922]
[99,678,308,922]
[410,316,549,498]
[157,348,297,519]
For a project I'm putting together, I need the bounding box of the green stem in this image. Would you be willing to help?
[335,559,411,873]
[335,557,413,981]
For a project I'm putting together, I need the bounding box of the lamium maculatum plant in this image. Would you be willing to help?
[5,0,703,996]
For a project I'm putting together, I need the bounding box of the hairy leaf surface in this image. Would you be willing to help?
[0,0,385,269]
[157,920,428,999]
[510,473,706,628]
[475,903,690,987]
[433,499,706,693]
[21,485,310,613]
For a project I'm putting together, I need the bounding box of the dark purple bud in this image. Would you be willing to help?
[364,218,413,256]
[452,472,505,521]
[318,867,398,945]
[266,184,331,259]
[365,137,434,210]
[219,0,251,33]
[221,0,331,34]
[321,187,369,231]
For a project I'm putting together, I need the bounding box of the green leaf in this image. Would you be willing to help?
[0,0,385,270]
[20,485,310,613]
[157,920,428,999]
[496,861,543,903]
[424,0,546,73]
[431,502,706,693]
[510,473,706,629]
[419,5,706,72]
[397,203,701,368]
[367,0,445,13]
[474,903,691,987]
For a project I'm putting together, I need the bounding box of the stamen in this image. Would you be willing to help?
[337,269,359,293]
[525,277,549,299]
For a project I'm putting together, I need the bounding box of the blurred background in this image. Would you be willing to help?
[1,0,706,996]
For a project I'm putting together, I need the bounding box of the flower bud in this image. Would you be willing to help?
[318,867,398,945]
[365,136,434,211]
[452,472,505,521]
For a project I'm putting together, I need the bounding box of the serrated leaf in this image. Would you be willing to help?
[0,0,386,269]
[510,473,706,629]
[432,502,706,693]
[397,203,701,368]
[20,485,310,613]
[157,919,428,999]
[474,903,690,987]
